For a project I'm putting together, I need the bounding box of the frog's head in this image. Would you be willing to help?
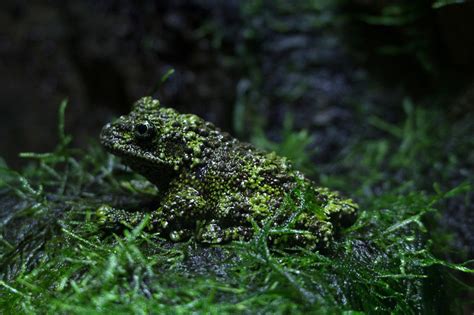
[101,97,215,187]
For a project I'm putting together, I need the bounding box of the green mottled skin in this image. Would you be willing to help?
[99,97,357,248]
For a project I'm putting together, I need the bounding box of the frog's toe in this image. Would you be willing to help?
[198,223,252,244]
[96,205,115,225]
[198,223,224,244]
[169,229,192,242]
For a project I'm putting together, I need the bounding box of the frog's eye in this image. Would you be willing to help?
[134,121,156,141]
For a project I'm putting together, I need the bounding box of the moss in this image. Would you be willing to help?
[1,97,473,313]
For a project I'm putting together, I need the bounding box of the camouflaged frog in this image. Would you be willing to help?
[98,97,357,249]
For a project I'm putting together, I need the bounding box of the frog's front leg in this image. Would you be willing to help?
[195,192,256,244]
[96,202,198,242]
[96,205,151,229]
[151,182,208,241]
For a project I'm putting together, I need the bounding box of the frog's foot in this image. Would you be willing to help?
[270,221,334,250]
[270,231,319,250]
[96,205,149,229]
[168,229,193,242]
[197,221,253,244]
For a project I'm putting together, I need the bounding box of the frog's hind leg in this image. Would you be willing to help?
[197,220,253,244]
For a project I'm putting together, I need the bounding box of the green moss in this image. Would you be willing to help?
[1,97,473,314]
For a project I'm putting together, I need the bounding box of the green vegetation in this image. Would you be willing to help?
[345,0,467,77]
[0,93,472,314]
[250,114,317,176]
[1,0,473,312]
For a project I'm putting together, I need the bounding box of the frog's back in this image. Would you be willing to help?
[194,140,299,215]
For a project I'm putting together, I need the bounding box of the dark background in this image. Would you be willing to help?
[0,1,243,167]
[1,0,473,168]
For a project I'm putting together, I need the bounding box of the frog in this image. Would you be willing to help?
[98,96,358,249]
